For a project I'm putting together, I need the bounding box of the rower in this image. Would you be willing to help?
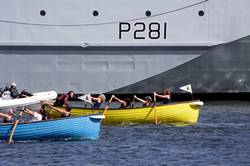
[154,89,171,104]
[22,101,54,121]
[112,95,131,108]
[23,108,43,122]
[91,94,106,109]
[134,95,153,107]
[54,90,74,111]
[0,110,15,123]
[43,102,71,118]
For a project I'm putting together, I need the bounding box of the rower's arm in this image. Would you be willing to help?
[44,103,69,116]
[113,96,126,105]
[91,97,101,103]
[157,94,170,99]
[154,92,170,99]
[0,113,11,119]
[134,96,146,103]
[23,108,35,116]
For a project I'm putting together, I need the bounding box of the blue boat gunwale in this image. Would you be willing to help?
[0,113,102,126]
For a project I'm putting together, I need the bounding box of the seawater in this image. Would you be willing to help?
[0,101,250,166]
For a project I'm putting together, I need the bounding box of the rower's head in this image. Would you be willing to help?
[67,91,74,98]
[98,94,106,102]
[163,88,171,95]
[65,106,72,112]
[145,96,152,102]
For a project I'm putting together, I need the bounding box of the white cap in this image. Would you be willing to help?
[11,82,16,87]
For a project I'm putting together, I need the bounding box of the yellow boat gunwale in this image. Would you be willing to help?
[68,100,200,110]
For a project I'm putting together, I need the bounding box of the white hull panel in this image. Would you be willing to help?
[0,91,57,109]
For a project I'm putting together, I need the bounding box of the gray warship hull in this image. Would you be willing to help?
[0,0,250,94]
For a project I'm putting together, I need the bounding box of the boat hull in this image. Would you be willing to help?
[0,91,57,110]
[0,115,103,141]
[46,101,202,124]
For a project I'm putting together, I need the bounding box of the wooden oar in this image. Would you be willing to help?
[8,110,23,144]
[154,94,158,125]
[103,95,114,115]
[2,125,14,143]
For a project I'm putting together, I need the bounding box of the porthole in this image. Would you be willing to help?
[198,10,204,16]
[93,10,99,17]
[145,10,151,17]
[40,10,46,16]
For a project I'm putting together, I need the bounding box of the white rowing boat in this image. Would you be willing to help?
[0,91,57,109]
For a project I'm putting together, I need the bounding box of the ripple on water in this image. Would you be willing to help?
[0,101,250,165]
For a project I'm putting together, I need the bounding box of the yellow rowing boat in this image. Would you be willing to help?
[45,101,203,125]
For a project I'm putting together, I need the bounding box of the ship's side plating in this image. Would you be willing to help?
[0,0,250,93]
[112,36,250,93]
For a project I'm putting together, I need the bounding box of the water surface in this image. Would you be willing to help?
[0,101,250,165]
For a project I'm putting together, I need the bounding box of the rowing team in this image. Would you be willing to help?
[0,89,171,123]
[0,101,73,124]
[54,88,171,109]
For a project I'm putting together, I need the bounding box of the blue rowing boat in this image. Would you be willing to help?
[0,115,104,141]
